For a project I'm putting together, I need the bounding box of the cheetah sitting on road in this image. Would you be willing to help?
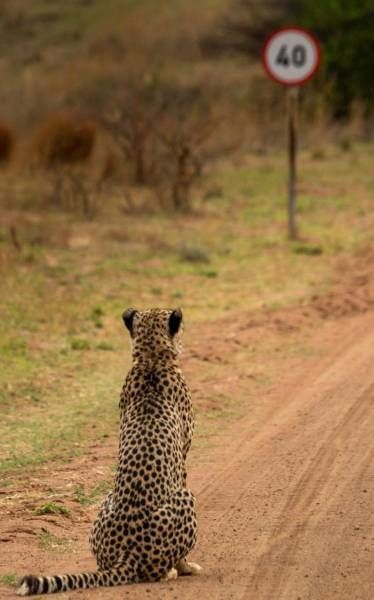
[17,307,202,596]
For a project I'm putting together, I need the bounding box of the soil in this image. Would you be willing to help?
[1,249,373,600]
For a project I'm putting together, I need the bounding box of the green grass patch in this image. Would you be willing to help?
[73,480,112,506]
[291,241,323,256]
[90,306,104,329]
[35,502,71,517]
[96,341,115,351]
[0,371,120,475]
[0,573,18,587]
[70,337,91,351]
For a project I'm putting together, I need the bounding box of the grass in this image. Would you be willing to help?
[0,144,373,478]
[73,481,112,506]
[70,337,91,351]
[0,0,227,102]
[38,529,71,553]
[0,573,18,587]
[0,374,120,475]
[35,502,71,517]
[0,0,133,63]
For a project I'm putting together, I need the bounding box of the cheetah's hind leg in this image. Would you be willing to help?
[176,558,203,576]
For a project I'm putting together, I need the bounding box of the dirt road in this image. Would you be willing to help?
[187,313,374,600]
[1,308,373,599]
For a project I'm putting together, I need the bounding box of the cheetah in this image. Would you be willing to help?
[17,308,202,596]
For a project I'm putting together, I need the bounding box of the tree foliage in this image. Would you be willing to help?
[202,0,374,116]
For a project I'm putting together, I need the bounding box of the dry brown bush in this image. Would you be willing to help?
[99,78,229,210]
[148,86,239,211]
[100,149,120,182]
[29,114,98,217]
[100,84,161,185]
[153,119,214,211]
[45,166,96,219]
[0,121,14,163]
[34,114,96,168]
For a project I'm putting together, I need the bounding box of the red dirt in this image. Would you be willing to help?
[1,249,373,599]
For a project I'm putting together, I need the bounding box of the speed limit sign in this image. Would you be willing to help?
[262,27,321,240]
[262,27,321,86]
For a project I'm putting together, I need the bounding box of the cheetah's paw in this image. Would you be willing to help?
[161,568,178,582]
[177,559,203,576]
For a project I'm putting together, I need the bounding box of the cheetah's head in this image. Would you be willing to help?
[122,307,183,363]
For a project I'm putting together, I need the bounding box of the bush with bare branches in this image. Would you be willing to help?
[153,116,216,211]
[99,75,168,185]
[100,79,230,210]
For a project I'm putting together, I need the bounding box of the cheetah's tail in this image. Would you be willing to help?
[16,568,129,596]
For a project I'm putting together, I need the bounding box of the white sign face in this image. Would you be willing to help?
[262,28,321,86]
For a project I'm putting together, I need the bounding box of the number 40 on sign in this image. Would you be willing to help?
[262,27,322,240]
[262,27,321,86]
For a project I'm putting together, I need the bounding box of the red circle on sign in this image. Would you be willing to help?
[262,26,322,86]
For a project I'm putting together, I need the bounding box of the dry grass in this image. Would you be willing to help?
[0,142,373,479]
[0,0,373,483]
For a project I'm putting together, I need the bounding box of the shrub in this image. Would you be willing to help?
[98,149,121,184]
[0,121,14,163]
[101,86,160,185]
[35,114,96,167]
[178,243,210,263]
[32,115,99,218]
[70,337,90,351]
[101,77,214,191]
[35,502,70,517]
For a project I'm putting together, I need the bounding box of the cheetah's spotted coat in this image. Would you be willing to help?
[17,308,201,595]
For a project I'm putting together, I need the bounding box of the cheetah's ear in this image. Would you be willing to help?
[122,308,138,337]
[169,308,183,336]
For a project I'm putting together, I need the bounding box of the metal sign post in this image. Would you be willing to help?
[287,86,299,240]
[262,27,322,240]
